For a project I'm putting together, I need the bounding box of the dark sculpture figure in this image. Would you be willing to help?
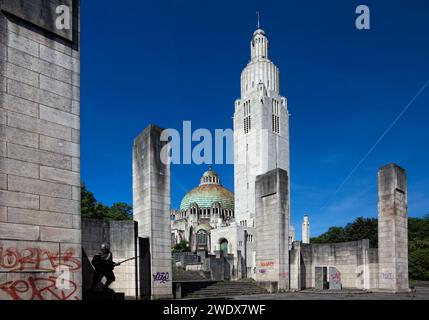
[90,243,118,292]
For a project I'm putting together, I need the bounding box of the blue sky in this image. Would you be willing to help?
[81,0,429,238]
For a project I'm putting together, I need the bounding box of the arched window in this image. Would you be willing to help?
[197,230,207,246]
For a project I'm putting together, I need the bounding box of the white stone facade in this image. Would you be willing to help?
[234,28,290,227]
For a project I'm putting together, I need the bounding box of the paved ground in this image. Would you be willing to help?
[231,282,429,300]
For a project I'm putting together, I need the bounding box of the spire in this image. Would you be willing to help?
[256,11,260,29]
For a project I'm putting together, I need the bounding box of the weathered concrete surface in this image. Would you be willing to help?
[81,218,137,297]
[0,0,80,300]
[255,168,289,291]
[378,163,409,292]
[133,125,172,299]
[231,283,429,300]
[295,240,378,290]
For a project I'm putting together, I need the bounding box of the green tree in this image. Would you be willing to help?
[80,183,132,221]
[311,226,346,244]
[172,240,190,253]
[409,249,429,280]
[311,215,429,280]
[81,183,97,218]
[108,202,133,220]
[344,217,378,248]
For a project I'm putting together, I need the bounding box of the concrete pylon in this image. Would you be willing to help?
[377,163,409,292]
[255,168,290,292]
[133,125,172,299]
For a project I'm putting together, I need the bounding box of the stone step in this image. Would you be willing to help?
[182,281,268,299]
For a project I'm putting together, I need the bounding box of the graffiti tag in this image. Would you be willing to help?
[259,261,274,267]
[153,272,170,284]
[0,246,81,272]
[0,276,79,300]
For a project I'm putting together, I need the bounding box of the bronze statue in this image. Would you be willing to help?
[90,243,118,292]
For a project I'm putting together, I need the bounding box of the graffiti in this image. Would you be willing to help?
[259,261,274,267]
[331,272,341,284]
[0,276,79,300]
[153,272,170,284]
[381,272,395,280]
[0,246,81,272]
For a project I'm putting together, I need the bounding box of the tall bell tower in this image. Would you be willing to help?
[233,26,291,227]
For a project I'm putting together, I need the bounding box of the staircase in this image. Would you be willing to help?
[184,280,268,299]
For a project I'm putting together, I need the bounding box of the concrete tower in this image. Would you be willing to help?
[377,164,409,292]
[302,215,310,244]
[234,26,290,228]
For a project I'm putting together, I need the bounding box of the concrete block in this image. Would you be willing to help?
[71,100,79,115]
[0,189,39,209]
[2,93,39,117]
[0,173,6,189]
[40,135,79,157]
[0,222,39,241]
[0,108,5,125]
[71,129,79,143]
[7,47,72,84]
[0,206,6,222]
[7,143,72,170]
[39,104,79,129]
[71,186,80,201]
[7,31,39,57]
[40,226,81,244]
[7,79,72,113]
[40,44,73,70]
[7,110,71,141]
[0,124,39,148]
[40,75,73,99]
[72,157,79,172]
[0,62,39,86]
[8,175,71,199]
[40,196,79,214]
[7,207,73,228]
[40,165,79,186]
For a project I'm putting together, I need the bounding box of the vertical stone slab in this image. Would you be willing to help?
[302,214,310,244]
[255,168,289,291]
[377,163,409,292]
[132,125,172,299]
[0,0,81,300]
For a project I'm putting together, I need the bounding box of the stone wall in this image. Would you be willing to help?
[294,240,379,290]
[0,0,81,300]
[81,218,137,297]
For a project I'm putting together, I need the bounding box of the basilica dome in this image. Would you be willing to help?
[179,167,234,211]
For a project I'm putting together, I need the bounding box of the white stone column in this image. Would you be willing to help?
[302,214,310,244]
[133,125,173,299]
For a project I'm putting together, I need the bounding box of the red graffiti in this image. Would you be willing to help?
[0,276,79,300]
[0,246,80,272]
[259,261,274,267]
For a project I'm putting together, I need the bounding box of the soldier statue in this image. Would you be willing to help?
[90,243,118,292]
